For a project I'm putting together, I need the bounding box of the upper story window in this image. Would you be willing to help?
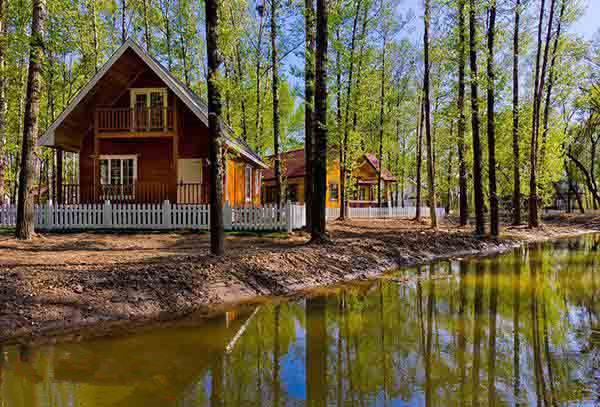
[129,88,168,130]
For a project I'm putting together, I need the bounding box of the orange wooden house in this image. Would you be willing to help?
[262,150,396,208]
[39,40,266,206]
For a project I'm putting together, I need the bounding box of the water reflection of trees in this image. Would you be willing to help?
[1,236,599,406]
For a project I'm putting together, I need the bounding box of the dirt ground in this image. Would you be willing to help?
[1,213,597,343]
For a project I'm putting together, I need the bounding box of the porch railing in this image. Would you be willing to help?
[95,107,174,132]
[61,183,205,204]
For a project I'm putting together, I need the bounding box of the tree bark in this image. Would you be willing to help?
[271,0,282,207]
[512,0,522,225]
[142,0,151,52]
[415,92,424,220]
[540,0,566,169]
[255,2,265,151]
[377,30,386,208]
[121,0,127,43]
[16,0,46,240]
[424,0,437,228]
[457,0,468,226]
[487,0,499,237]
[310,0,328,241]
[529,0,553,227]
[205,0,225,256]
[340,0,362,219]
[90,0,99,72]
[0,0,6,204]
[469,0,485,235]
[304,0,315,227]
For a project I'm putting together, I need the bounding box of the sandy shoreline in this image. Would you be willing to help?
[1,213,597,344]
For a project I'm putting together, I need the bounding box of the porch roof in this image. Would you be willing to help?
[38,39,267,169]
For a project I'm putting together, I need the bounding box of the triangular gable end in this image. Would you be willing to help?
[39,39,266,169]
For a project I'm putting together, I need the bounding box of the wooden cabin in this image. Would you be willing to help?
[261,150,396,208]
[38,40,266,206]
[351,153,397,207]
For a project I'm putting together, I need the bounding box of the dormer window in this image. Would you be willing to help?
[129,88,168,130]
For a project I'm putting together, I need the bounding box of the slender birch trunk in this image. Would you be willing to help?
[469,0,485,235]
[512,0,522,225]
[457,0,468,226]
[16,0,46,239]
[271,0,282,207]
[487,0,499,236]
[424,0,437,228]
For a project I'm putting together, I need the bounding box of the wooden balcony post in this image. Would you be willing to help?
[56,148,63,204]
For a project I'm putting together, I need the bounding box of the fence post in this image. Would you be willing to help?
[286,200,292,232]
[163,200,172,229]
[103,200,112,228]
[369,206,372,218]
[224,202,232,230]
[43,202,50,230]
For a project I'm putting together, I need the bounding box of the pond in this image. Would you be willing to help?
[1,235,598,406]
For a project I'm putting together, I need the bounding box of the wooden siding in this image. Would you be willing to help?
[263,160,341,208]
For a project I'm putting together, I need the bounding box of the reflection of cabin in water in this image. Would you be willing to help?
[1,307,257,405]
[38,39,266,206]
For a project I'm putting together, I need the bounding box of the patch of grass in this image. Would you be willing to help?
[226,230,290,238]
[0,227,15,236]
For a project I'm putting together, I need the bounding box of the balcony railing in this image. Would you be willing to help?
[95,107,174,133]
[61,183,206,204]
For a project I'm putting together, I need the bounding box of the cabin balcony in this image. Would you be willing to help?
[94,107,175,137]
[61,182,208,205]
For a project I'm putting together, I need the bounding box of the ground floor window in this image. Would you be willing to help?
[100,155,137,185]
[329,183,339,201]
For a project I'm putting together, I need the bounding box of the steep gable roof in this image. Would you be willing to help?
[363,153,397,182]
[39,39,266,168]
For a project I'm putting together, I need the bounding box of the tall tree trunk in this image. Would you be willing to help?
[377,31,386,208]
[228,5,248,141]
[446,128,454,215]
[16,0,46,240]
[512,0,522,225]
[310,0,328,241]
[271,0,282,207]
[529,0,554,227]
[487,0,499,236]
[205,0,225,256]
[415,93,424,220]
[121,0,127,43]
[340,0,362,219]
[424,0,437,228]
[162,1,172,70]
[469,0,485,235]
[90,0,99,72]
[457,0,468,226]
[0,0,6,204]
[304,0,315,227]
[540,0,566,169]
[255,2,265,152]
[142,0,151,52]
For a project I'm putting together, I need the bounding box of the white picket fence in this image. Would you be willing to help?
[0,202,446,232]
[288,204,445,229]
[0,201,290,232]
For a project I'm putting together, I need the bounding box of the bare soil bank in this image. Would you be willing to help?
[1,213,597,343]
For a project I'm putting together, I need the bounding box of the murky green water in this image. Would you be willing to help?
[1,235,599,406]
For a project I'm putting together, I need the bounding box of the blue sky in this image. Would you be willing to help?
[399,0,599,40]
